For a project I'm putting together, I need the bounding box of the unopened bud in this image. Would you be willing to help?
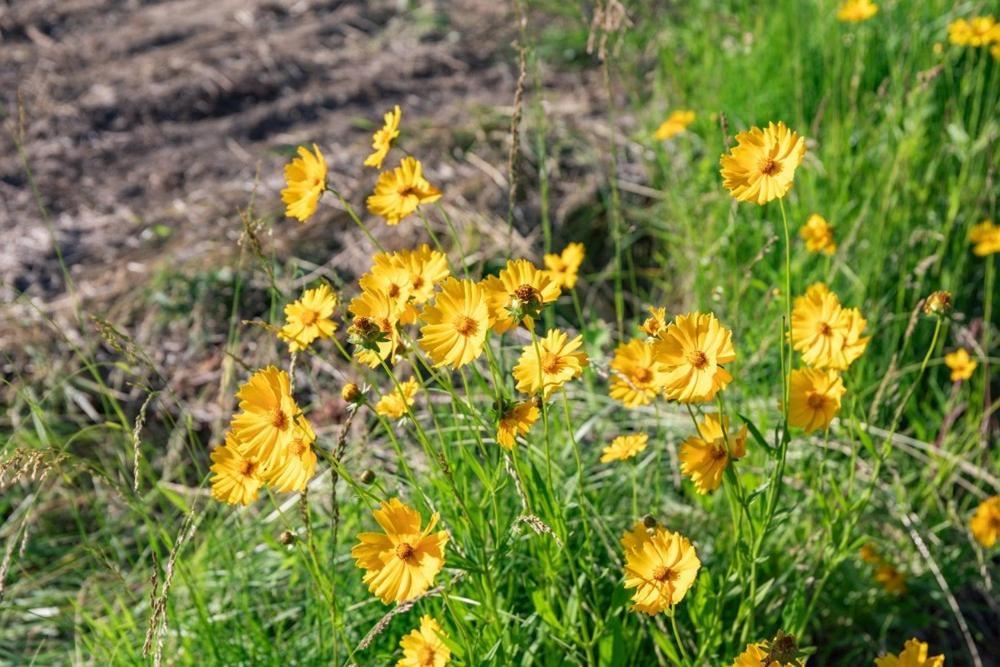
[642,514,657,529]
[279,530,296,546]
[923,290,952,316]
[341,382,362,403]
[360,469,376,485]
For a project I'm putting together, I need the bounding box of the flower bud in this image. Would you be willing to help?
[360,469,376,485]
[341,382,362,403]
[923,290,952,316]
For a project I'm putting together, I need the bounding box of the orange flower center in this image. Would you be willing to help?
[387,283,402,298]
[299,309,318,326]
[290,439,308,457]
[398,184,419,198]
[454,315,479,337]
[760,157,780,177]
[634,367,654,384]
[412,276,425,290]
[806,393,828,410]
[711,445,727,461]
[239,460,257,477]
[541,353,563,375]
[817,321,833,337]
[395,542,416,561]
[652,565,678,583]
[514,284,539,303]
[687,350,710,369]
[272,408,289,430]
[418,647,438,666]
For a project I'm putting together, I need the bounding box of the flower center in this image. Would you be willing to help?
[513,284,539,303]
[418,647,438,667]
[760,157,780,176]
[239,460,257,477]
[652,565,678,583]
[687,350,710,369]
[387,283,402,298]
[454,315,479,337]
[711,445,727,461]
[818,321,833,337]
[290,439,307,457]
[395,542,415,561]
[398,185,419,198]
[272,408,289,430]
[541,353,563,375]
[412,276,425,290]
[806,393,828,410]
[299,309,318,326]
[634,367,654,384]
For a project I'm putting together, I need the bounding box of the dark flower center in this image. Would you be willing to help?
[239,460,257,477]
[760,157,780,176]
[395,542,416,561]
[299,309,318,326]
[687,350,709,369]
[272,409,289,430]
[514,284,539,303]
[652,565,678,583]
[634,368,654,384]
[807,393,827,410]
[541,353,563,375]
[454,315,479,337]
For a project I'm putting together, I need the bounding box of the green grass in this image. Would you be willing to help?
[2,1,998,665]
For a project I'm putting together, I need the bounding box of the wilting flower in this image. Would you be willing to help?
[969,220,1000,256]
[875,565,907,595]
[654,110,695,140]
[679,414,747,494]
[281,144,327,222]
[397,616,451,667]
[799,213,837,255]
[364,105,401,170]
[230,366,308,468]
[482,259,561,333]
[944,348,977,382]
[720,122,806,205]
[209,432,264,506]
[601,434,649,463]
[653,312,736,403]
[348,288,403,368]
[788,368,846,433]
[367,157,442,226]
[922,290,952,316]
[969,495,1000,548]
[543,242,585,290]
[265,421,317,493]
[374,245,450,304]
[513,329,588,398]
[496,401,539,450]
[609,340,668,408]
[351,498,449,604]
[791,283,869,370]
[621,522,701,614]
[375,378,420,419]
[948,16,1000,47]
[875,638,944,667]
[836,0,877,22]
[641,306,669,338]
[418,278,489,369]
[279,284,339,352]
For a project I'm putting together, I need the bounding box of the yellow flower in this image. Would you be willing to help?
[679,414,747,494]
[720,122,806,205]
[788,368,846,433]
[944,348,977,382]
[875,638,944,667]
[265,421,317,493]
[375,378,420,419]
[836,0,877,22]
[652,312,736,403]
[279,284,339,352]
[397,615,451,667]
[341,382,363,404]
[348,288,403,368]
[364,105,401,170]
[482,259,561,333]
[621,522,701,614]
[969,220,1000,256]
[969,495,1000,548]
[654,110,695,140]
[948,16,1000,47]
[496,401,539,450]
[209,433,264,506]
[640,306,668,338]
[543,242,585,290]
[875,565,907,595]
[351,498,449,604]
[367,157,442,226]
[230,366,306,468]
[791,283,869,370]
[600,434,648,463]
[418,278,489,369]
[860,544,883,564]
[512,329,588,398]
[360,262,414,311]
[799,213,837,255]
[373,244,450,304]
[281,144,327,222]
[993,42,1000,60]
[609,339,668,408]
[729,641,804,667]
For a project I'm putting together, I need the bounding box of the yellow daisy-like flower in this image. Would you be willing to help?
[279,284,339,352]
[875,638,944,667]
[969,220,1000,256]
[230,366,305,469]
[482,259,561,333]
[640,306,668,338]
[652,312,736,403]
[512,329,589,398]
[364,105,401,170]
[729,641,804,667]
[367,157,442,226]
[281,144,327,222]
[600,434,648,463]
[264,422,317,493]
[543,242,585,290]
[875,565,907,595]
[836,0,878,22]
[654,110,695,140]
[948,16,1000,47]
[351,498,449,604]
[621,522,701,614]
[348,288,403,368]
[609,339,668,408]
[374,378,421,419]
[969,495,1000,548]
[679,414,748,494]
[418,278,489,369]
[720,122,806,205]
[788,368,846,433]
[791,283,869,370]
[799,213,837,255]
[373,244,450,304]
[397,616,451,667]
[944,348,977,382]
[209,432,264,506]
[496,401,539,450]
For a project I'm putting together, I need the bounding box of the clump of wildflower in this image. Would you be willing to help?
[948,16,1000,48]
[374,378,420,419]
[229,366,310,469]
[482,259,561,333]
[209,432,264,506]
[791,283,869,370]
